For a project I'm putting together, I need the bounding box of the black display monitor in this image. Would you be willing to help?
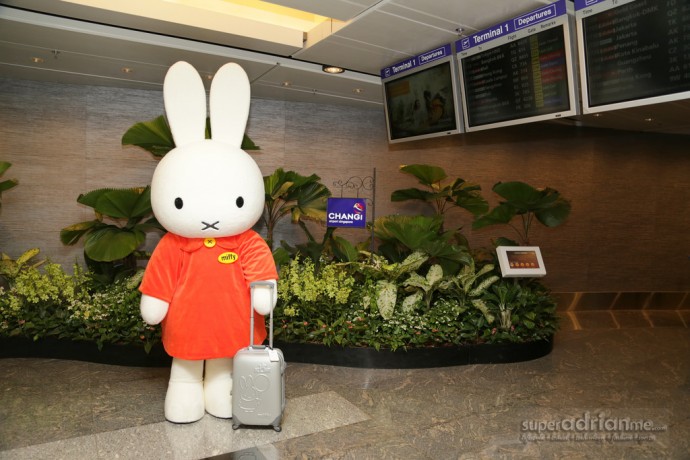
[456,0,579,132]
[381,45,463,143]
[576,0,690,113]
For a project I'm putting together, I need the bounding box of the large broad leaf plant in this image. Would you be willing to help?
[472,181,571,245]
[0,161,18,213]
[263,168,331,251]
[391,164,489,228]
[60,187,163,282]
[122,115,259,157]
[373,214,472,275]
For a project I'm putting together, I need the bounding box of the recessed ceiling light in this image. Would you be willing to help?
[282,81,291,87]
[644,117,653,122]
[31,57,44,64]
[353,88,364,94]
[121,67,133,74]
[322,64,344,74]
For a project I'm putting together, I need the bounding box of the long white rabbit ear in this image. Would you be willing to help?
[209,62,250,147]
[163,61,207,148]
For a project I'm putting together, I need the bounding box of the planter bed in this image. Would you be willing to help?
[275,338,553,369]
[0,337,172,367]
[0,336,553,368]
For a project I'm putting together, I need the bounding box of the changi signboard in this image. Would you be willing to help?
[326,198,366,228]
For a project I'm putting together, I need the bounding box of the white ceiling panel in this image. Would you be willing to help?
[256,64,380,102]
[295,9,459,73]
[266,0,379,21]
[389,0,553,32]
[298,34,411,76]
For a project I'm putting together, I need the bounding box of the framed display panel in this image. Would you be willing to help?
[381,45,463,143]
[456,0,580,132]
[576,0,690,114]
[496,246,547,278]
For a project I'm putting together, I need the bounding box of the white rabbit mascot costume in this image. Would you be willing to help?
[139,61,278,424]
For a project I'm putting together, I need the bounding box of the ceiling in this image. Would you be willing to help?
[1,0,689,136]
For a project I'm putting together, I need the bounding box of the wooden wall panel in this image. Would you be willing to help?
[1,77,688,293]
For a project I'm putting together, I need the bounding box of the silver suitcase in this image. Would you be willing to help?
[232,281,286,432]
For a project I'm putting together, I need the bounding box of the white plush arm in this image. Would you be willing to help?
[140,294,170,325]
[251,280,277,316]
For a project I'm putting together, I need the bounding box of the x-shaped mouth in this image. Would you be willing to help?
[201,221,220,231]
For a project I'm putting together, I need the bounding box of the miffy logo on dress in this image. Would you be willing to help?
[218,252,239,264]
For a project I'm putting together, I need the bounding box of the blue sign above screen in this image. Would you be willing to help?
[573,0,607,10]
[456,0,567,52]
[327,198,367,228]
[380,44,452,79]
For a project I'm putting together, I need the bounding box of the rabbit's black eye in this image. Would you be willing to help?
[236,196,244,208]
[174,197,183,209]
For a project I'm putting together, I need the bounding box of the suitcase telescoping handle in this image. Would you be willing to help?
[249,281,275,349]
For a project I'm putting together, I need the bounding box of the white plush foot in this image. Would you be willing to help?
[164,381,205,423]
[165,358,205,424]
[204,358,233,419]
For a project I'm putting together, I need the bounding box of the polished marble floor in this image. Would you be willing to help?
[1,327,688,459]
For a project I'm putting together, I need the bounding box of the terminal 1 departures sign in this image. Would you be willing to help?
[326,198,366,228]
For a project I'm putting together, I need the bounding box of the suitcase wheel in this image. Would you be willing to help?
[232,424,239,430]
[273,425,281,432]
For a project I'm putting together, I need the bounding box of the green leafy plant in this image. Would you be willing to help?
[60,187,163,283]
[374,214,472,274]
[0,259,91,341]
[438,259,500,326]
[391,164,488,228]
[262,168,331,250]
[0,260,159,351]
[351,251,429,320]
[271,256,558,351]
[480,278,559,343]
[0,161,18,212]
[121,115,259,157]
[277,226,365,273]
[1,253,559,352]
[402,264,445,310]
[472,181,571,245]
[0,248,43,289]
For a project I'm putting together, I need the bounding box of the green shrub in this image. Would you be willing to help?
[272,256,559,351]
[0,258,160,351]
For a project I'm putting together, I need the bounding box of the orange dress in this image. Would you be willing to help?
[139,230,278,360]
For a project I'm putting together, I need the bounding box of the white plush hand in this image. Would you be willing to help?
[251,280,277,316]
[141,294,170,325]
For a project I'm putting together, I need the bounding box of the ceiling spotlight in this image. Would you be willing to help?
[322,64,344,74]
[353,88,364,94]
[121,67,133,74]
[31,57,44,64]
[282,81,291,87]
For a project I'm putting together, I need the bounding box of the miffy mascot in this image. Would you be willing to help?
[139,61,278,424]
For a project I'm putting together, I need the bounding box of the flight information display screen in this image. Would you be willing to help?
[456,0,578,131]
[461,25,571,127]
[577,0,690,111]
